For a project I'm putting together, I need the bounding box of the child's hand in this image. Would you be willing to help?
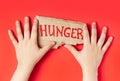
[9,17,55,81]
[8,17,55,68]
[65,22,113,81]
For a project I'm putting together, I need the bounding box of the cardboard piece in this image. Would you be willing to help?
[36,16,85,48]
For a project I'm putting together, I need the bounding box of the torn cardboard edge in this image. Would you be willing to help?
[36,16,85,48]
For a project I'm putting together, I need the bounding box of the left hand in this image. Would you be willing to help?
[8,16,55,68]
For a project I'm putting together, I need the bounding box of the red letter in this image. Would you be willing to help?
[71,28,77,38]
[48,25,55,36]
[64,27,70,37]
[77,28,83,39]
[39,24,47,36]
[56,26,64,37]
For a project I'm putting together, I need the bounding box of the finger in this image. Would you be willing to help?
[91,22,97,44]
[8,30,18,47]
[83,24,90,46]
[16,20,23,42]
[97,27,107,47]
[102,36,113,54]
[41,41,55,54]
[24,16,30,39]
[64,44,78,58]
[31,18,38,43]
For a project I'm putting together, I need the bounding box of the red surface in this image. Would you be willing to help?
[0,0,120,81]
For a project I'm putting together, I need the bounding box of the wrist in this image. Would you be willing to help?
[17,61,37,69]
[82,68,98,81]
[17,63,35,72]
[11,64,35,81]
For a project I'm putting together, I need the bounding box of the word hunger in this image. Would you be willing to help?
[39,24,83,39]
[36,16,84,48]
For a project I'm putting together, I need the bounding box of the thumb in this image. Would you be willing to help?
[64,44,78,58]
[41,41,55,54]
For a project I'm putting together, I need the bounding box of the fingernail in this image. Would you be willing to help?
[25,16,29,20]
[110,36,113,40]
[103,27,107,30]
[34,18,37,22]
[8,30,11,33]
[83,24,87,26]
[64,45,68,48]
[50,41,55,45]
[83,24,87,28]
[92,22,96,25]
[16,20,19,24]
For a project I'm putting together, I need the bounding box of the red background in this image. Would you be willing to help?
[0,0,120,81]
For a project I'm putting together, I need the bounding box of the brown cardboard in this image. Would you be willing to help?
[36,16,85,48]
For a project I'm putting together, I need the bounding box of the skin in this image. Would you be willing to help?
[8,16,113,81]
[8,17,55,81]
[64,22,113,81]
